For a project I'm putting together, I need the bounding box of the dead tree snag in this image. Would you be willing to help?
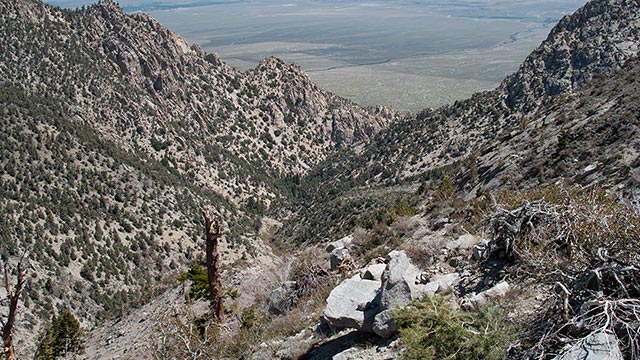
[1,254,27,360]
[203,211,224,323]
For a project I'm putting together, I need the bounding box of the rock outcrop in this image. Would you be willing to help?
[321,274,381,331]
[322,250,460,338]
[268,281,297,315]
[461,281,511,310]
[501,0,640,113]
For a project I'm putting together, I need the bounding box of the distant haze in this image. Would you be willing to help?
[45,0,587,111]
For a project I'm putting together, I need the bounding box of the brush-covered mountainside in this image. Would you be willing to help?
[281,0,640,245]
[474,55,640,199]
[2,0,640,358]
[83,52,640,359]
[309,0,640,185]
[0,0,394,349]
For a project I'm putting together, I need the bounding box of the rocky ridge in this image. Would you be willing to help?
[474,56,640,203]
[0,0,395,204]
[305,0,640,189]
[281,0,640,245]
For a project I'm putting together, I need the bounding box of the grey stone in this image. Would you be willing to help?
[421,279,441,296]
[330,247,350,271]
[267,281,297,315]
[323,250,462,337]
[446,234,480,251]
[432,217,450,230]
[372,271,459,338]
[554,331,623,360]
[321,274,381,332]
[332,348,360,360]
[472,239,490,261]
[432,272,460,295]
[361,263,387,281]
[380,251,425,309]
[204,52,222,67]
[463,281,510,310]
[380,251,461,309]
[326,235,354,253]
[373,309,396,338]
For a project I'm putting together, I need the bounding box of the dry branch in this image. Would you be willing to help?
[489,188,640,358]
[1,252,28,360]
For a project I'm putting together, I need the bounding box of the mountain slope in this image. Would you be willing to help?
[0,0,395,348]
[315,0,640,185]
[3,0,640,357]
[79,53,640,360]
[476,55,640,203]
[0,0,395,205]
[281,0,640,245]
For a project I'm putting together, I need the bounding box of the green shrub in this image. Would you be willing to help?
[393,296,515,360]
[150,137,168,151]
[557,128,572,151]
[35,308,85,359]
[240,305,268,330]
[177,262,209,300]
[393,198,417,217]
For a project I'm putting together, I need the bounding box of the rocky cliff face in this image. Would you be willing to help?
[501,0,640,113]
[476,56,640,204]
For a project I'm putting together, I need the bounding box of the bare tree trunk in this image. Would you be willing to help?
[202,211,224,323]
[1,255,27,360]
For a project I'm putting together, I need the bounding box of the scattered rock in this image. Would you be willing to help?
[321,274,381,332]
[361,264,387,281]
[462,281,510,310]
[554,331,623,360]
[268,281,297,315]
[330,248,350,271]
[372,309,396,338]
[326,235,354,253]
[321,249,464,338]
